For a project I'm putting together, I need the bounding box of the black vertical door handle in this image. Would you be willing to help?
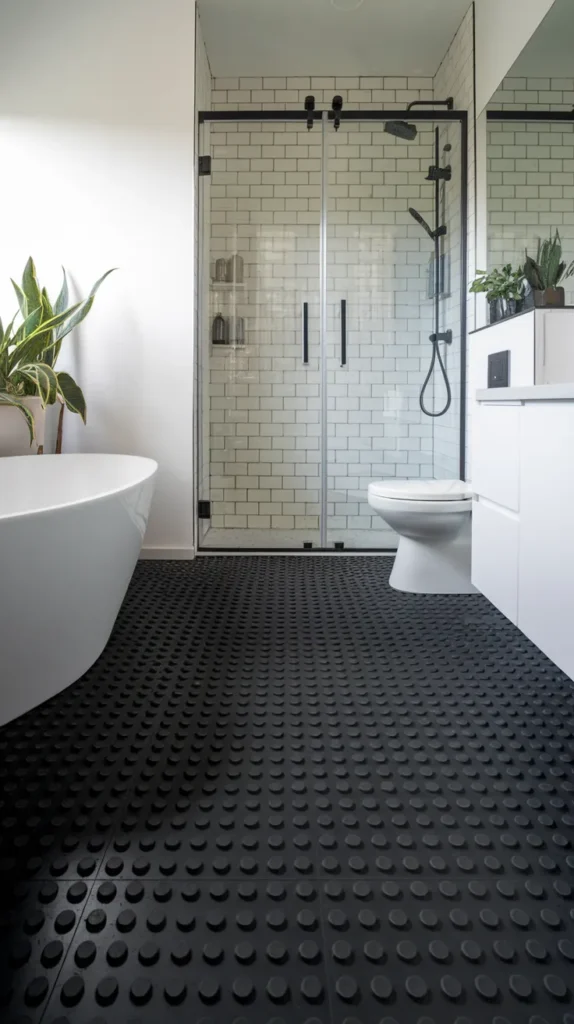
[341,299,347,366]
[302,302,309,365]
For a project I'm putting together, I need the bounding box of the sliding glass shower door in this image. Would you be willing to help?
[200,119,322,548]
[197,111,466,551]
[325,118,462,548]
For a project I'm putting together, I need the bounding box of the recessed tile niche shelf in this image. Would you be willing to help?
[210,342,250,351]
[210,281,246,290]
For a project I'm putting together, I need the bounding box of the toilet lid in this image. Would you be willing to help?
[369,479,472,501]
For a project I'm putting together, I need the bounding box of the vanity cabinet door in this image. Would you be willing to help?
[472,498,519,624]
[472,403,521,512]
[519,402,574,678]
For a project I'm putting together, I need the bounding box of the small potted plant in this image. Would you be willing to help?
[523,230,574,308]
[0,257,114,455]
[470,264,525,323]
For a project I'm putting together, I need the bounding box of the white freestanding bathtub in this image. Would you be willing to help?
[0,454,157,726]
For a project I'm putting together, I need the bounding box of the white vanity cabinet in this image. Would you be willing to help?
[518,401,574,678]
[468,308,574,395]
[471,384,574,680]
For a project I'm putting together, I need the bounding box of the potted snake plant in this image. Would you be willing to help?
[0,258,114,455]
[523,230,574,308]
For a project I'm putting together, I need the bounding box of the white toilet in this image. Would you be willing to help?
[368,479,477,595]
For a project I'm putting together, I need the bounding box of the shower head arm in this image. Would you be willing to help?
[407,98,454,111]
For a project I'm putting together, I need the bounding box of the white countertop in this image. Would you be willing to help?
[476,384,574,402]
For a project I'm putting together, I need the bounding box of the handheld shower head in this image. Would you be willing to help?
[409,207,447,241]
[384,120,417,142]
[408,207,434,240]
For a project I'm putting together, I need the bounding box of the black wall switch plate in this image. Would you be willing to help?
[488,349,510,388]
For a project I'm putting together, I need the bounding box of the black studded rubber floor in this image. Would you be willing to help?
[1,557,574,1024]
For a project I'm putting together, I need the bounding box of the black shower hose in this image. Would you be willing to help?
[419,334,452,417]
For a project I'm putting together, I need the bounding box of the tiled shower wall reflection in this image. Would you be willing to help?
[487,77,574,304]
[204,78,463,536]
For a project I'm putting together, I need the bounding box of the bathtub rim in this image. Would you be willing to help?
[0,453,158,522]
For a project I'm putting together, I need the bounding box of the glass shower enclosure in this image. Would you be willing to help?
[196,108,467,550]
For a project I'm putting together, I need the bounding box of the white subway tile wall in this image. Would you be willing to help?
[488,78,574,303]
[200,75,468,545]
[490,77,574,112]
[208,120,324,538]
[325,123,439,540]
[210,77,434,112]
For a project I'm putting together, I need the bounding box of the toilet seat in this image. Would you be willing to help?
[369,479,472,501]
[368,479,472,516]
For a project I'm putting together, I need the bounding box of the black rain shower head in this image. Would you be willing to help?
[409,207,447,241]
[384,120,417,141]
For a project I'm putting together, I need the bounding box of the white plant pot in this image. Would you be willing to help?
[0,396,46,456]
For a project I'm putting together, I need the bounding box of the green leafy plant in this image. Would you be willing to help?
[0,258,115,444]
[523,230,574,291]
[470,264,524,302]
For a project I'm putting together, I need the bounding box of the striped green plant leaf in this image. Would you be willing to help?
[0,314,17,353]
[19,362,58,407]
[41,288,54,320]
[0,391,35,445]
[40,290,57,367]
[16,368,47,406]
[54,268,69,315]
[54,297,93,343]
[54,297,94,343]
[55,268,116,341]
[57,371,86,422]
[11,279,28,317]
[21,257,42,317]
[38,361,58,405]
[8,305,43,363]
[24,302,83,338]
[9,303,83,369]
[89,267,117,298]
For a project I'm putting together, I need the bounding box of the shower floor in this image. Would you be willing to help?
[1,557,574,1023]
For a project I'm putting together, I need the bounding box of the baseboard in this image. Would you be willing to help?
[140,547,196,560]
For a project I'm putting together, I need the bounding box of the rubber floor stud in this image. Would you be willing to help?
[0,557,574,1022]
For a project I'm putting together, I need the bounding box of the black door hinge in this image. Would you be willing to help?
[198,500,211,519]
[198,156,211,176]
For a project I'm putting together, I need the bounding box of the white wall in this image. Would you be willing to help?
[0,0,196,556]
[474,0,555,113]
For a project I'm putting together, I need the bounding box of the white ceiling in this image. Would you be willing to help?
[510,0,574,78]
[197,0,472,77]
